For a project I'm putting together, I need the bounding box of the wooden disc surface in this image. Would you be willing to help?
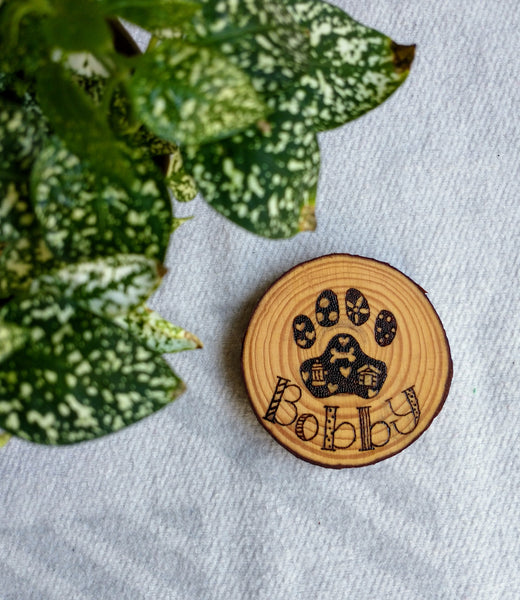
[242,254,452,468]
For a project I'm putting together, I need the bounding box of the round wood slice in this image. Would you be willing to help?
[242,254,452,468]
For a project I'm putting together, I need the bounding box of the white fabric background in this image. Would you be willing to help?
[1,1,519,598]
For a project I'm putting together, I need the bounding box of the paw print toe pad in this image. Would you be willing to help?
[315,290,339,327]
[375,310,397,346]
[345,288,370,326]
[292,315,316,349]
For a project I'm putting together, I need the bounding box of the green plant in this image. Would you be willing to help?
[0,0,414,445]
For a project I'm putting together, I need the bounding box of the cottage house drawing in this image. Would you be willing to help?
[357,364,382,390]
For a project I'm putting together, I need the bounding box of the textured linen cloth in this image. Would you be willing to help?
[1,1,519,598]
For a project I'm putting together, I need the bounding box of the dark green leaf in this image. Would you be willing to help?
[0,293,184,444]
[30,135,173,262]
[128,39,268,146]
[35,63,135,189]
[277,0,415,132]
[184,115,320,238]
[100,0,201,33]
[43,0,112,54]
[0,1,51,75]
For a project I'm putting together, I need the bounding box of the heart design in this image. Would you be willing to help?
[295,322,305,331]
[306,331,315,340]
[302,371,310,382]
[338,336,349,347]
[340,366,351,378]
[297,339,308,347]
[328,383,338,393]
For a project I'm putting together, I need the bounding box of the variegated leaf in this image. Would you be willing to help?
[165,147,197,202]
[29,254,162,318]
[30,135,173,262]
[171,216,193,233]
[0,181,35,243]
[128,39,268,146]
[0,321,29,364]
[0,101,47,242]
[277,0,415,132]
[184,116,320,238]
[167,171,198,202]
[0,223,57,298]
[0,99,46,173]
[0,293,184,444]
[187,0,310,94]
[113,304,202,353]
[129,126,180,157]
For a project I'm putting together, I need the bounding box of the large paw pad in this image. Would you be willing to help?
[293,288,397,399]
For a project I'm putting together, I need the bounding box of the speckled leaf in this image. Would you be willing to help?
[171,216,193,232]
[0,101,57,288]
[0,293,184,444]
[0,100,45,243]
[184,116,320,238]
[121,127,198,201]
[276,0,415,132]
[0,321,29,364]
[128,39,268,146]
[0,100,46,175]
[188,0,309,95]
[113,304,202,353]
[30,135,173,262]
[167,171,198,202]
[0,223,57,298]
[29,254,162,318]
[166,147,197,202]
[129,126,180,157]
[0,181,35,243]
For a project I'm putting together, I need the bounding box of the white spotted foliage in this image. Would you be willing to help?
[0,322,28,364]
[187,0,311,94]
[279,0,416,132]
[128,39,268,146]
[29,254,162,318]
[0,0,414,442]
[183,0,414,237]
[31,135,173,262]
[113,304,202,353]
[185,115,320,238]
[0,102,57,297]
[0,293,184,444]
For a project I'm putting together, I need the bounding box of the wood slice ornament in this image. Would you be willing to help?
[242,254,452,468]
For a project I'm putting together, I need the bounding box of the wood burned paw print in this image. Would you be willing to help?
[292,289,398,399]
